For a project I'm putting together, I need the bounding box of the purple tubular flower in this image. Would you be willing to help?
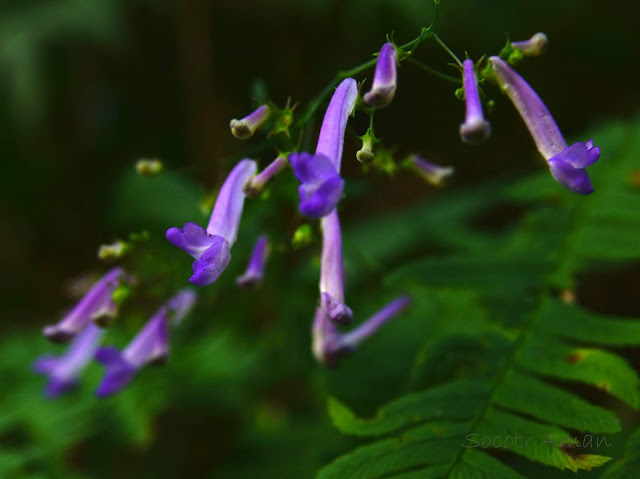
[230,105,271,140]
[319,210,352,325]
[363,43,397,109]
[490,56,600,195]
[290,78,358,217]
[459,59,491,144]
[243,154,288,197]
[95,289,197,398]
[42,268,124,343]
[313,296,412,367]
[408,155,454,186]
[236,235,270,287]
[511,33,548,56]
[166,159,257,285]
[33,323,105,397]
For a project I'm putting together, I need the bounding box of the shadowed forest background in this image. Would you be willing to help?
[1,0,640,478]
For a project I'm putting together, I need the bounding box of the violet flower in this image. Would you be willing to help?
[167,159,257,285]
[490,56,600,195]
[33,323,105,397]
[319,210,352,325]
[42,267,125,343]
[95,289,197,397]
[407,155,454,186]
[459,59,491,144]
[363,43,397,109]
[290,78,358,217]
[313,296,412,367]
[230,105,271,140]
[511,33,548,56]
[243,154,288,198]
[236,235,269,287]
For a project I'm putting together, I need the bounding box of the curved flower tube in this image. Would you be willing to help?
[319,210,352,325]
[291,78,358,217]
[313,296,412,367]
[167,159,257,285]
[95,289,197,397]
[490,56,600,195]
[42,267,125,343]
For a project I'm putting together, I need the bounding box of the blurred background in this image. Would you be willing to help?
[1,0,639,478]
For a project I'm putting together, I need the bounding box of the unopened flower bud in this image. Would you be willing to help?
[511,32,548,56]
[406,155,454,186]
[98,241,129,261]
[356,130,379,164]
[135,158,164,176]
[363,43,397,109]
[459,59,491,144]
[243,154,289,198]
[230,105,271,139]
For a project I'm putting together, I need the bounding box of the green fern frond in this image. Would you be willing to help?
[319,117,640,478]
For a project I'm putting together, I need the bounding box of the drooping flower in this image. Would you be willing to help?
[511,33,548,56]
[230,105,271,140]
[459,59,491,144]
[95,289,197,397]
[319,210,352,325]
[167,159,257,285]
[42,268,125,343]
[236,235,270,287]
[407,155,454,186]
[363,43,397,109]
[313,296,412,366]
[490,56,600,195]
[33,323,105,397]
[243,154,289,198]
[290,78,358,217]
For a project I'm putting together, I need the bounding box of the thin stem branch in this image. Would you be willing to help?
[432,33,463,66]
[407,57,461,84]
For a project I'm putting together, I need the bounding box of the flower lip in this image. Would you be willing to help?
[547,140,600,195]
[363,43,397,109]
[290,152,344,218]
[189,235,231,286]
[320,292,353,325]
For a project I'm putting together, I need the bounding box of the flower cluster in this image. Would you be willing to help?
[34,28,601,397]
[35,268,197,397]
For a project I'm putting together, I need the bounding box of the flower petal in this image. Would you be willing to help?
[299,175,344,218]
[166,222,217,260]
[189,236,231,286]
[548,157,594,195]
